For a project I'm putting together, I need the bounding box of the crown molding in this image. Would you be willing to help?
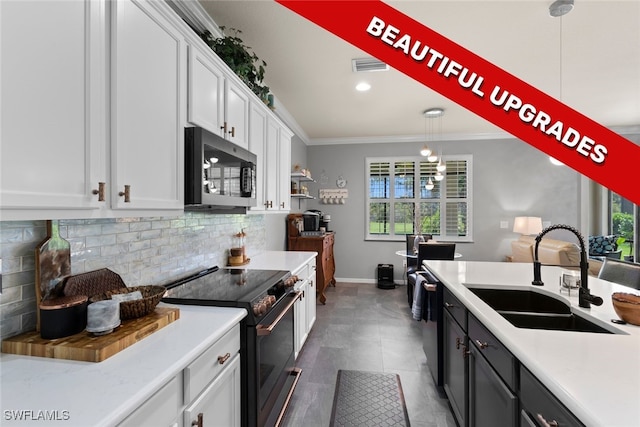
[165,0,222,37]
[305,125,640,146]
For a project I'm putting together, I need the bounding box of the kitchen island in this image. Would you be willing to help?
[0,305,246,426]
[424,260,640,427]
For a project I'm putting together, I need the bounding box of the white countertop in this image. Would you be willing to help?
[231,250,317,275]
[424,260,640,427]
[0,304,246,427]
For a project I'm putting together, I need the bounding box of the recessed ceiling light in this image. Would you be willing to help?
[356,82,371,92]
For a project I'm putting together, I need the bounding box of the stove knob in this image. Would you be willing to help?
[258,302,266,315]
[252,304,261,316]
[268,295,276,305]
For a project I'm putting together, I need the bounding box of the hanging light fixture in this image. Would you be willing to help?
[425,177,434,190]
[548,1,572,165]
[420,112,432,157]
[421,106,445,192]
[423,108,444,162]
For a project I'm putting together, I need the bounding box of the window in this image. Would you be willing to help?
[609,191,635,260]
[366,155,472,241]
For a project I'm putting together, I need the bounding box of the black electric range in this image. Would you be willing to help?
[162,267,294,325]
[162,266,302,427]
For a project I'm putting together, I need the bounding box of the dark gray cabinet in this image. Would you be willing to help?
[467,313,518,427]
[468,344,517,427]
[440,286,582,427]
[520,366,584,427]
[443,286,468,427]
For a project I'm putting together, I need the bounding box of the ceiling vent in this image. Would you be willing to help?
[352,57,389,73]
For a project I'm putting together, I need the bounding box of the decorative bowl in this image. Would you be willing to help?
[611,292,640,326]
[90,285,165,320]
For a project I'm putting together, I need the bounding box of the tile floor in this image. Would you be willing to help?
[281,282,457,427]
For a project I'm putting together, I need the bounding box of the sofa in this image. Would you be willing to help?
[509,235,603,276]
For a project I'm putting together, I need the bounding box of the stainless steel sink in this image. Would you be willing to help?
[469,288,614,334]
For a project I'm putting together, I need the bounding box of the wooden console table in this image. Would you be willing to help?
[287,214,336,304]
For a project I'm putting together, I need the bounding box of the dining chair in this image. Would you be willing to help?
[406,234,433,306]
[418,242,456,265]
[597,257,640,290]
[405,234,418,306]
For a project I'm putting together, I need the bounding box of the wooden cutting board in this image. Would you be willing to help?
[35,220,71,331]
[1,307,179,363]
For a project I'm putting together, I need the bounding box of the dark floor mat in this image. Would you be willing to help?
[329,370,410,427]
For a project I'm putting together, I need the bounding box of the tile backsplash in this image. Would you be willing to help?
[0,213,265,340]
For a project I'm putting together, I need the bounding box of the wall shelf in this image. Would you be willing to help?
[291,172,315,208]
[291,171,315,182]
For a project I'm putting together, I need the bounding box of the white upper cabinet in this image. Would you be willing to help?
[111,0,185,211]
[188,45,225,138]
[224,79,250,149]
[249,102,268,212]
[0,0,186,219]
[263,117,292,212]
[187,44,250,150]
[278,126,293,212]
[0,0,108,218]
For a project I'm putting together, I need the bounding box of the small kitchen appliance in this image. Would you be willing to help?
[184,127,257,213]
[320,213,331,232]
[302,210,320,231]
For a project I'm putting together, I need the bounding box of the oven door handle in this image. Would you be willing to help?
[256,291,302,336]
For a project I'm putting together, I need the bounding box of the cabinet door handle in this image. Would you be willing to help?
[456,337,462,350]
[92,182,106,202]
[191,412,203,427]
[536,413,559,427]
[444,302,455,309]
[280,202,285,208]
[220,122,228,134]
[475,339,489,350]
[217,352,231,365]
[118,185,131,203]
[265,201,273,208]
[228,126,235,138]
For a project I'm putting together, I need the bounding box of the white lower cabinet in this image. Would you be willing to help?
[294,258,317,357]
[183,353,241,427]
[119,324,241,427]
[118,376,181,427]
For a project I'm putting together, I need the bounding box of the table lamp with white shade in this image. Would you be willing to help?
[513,216,543,236]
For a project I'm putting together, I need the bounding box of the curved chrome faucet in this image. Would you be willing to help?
[532,224,603,308]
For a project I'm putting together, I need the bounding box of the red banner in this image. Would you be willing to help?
[275,0,640,205]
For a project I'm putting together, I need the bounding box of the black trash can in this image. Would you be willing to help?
[377,264,395,289]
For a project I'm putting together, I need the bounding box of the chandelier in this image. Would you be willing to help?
[422,108,445,190]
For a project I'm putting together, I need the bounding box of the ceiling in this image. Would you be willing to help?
[196,1,640,144]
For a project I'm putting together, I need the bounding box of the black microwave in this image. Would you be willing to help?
[184,127,257,213]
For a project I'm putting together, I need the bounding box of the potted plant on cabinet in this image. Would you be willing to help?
[200,27,271,104]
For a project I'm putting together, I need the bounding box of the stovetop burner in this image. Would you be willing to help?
[162,266,293,325]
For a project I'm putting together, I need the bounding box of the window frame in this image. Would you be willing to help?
[365,155,473,242]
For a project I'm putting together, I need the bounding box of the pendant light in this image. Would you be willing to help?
[420,113,432,157]
[548,1,572,165]
[425,177,434,190]
[423,108,444,163]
